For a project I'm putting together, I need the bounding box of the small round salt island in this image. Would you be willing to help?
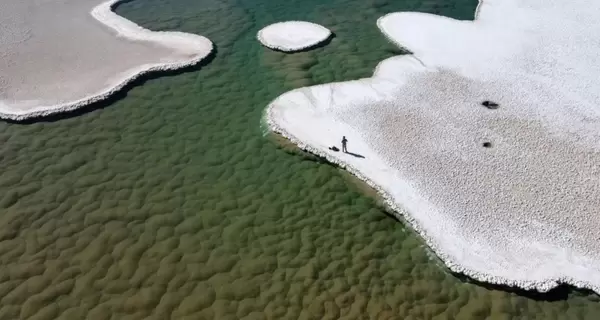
[257,21,332,52]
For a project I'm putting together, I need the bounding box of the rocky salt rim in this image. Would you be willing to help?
[0,0,213,121]
[265,106,600,294]
[264,0,600,294]
[257,21,332,52]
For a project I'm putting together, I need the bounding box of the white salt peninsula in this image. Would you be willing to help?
[0,0,213,121]
[266,0,600,293]
[257,21,331,52]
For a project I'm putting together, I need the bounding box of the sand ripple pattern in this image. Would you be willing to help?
[0,0,599,319]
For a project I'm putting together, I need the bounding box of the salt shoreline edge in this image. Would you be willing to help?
[265,110,599,295]
[264,0,600,294]
[0,0,213,121]
[257,21,332,52]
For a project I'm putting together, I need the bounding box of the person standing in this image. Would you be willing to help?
[341,136,348,153]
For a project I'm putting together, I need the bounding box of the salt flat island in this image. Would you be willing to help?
[265,0,600,293]
[257,21,331,52]
[0,0,213,121]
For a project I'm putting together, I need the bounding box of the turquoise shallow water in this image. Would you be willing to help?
[0,0,599,319]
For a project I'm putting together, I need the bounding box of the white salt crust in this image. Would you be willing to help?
[265,0,600,293]
[257,21,331,52]
[0,0,213,121]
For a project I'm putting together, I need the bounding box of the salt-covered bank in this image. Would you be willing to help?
[265,0,600,293]
[257,21,331,52]
[0,0,213,121]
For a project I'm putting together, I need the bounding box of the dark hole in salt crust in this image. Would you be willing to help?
[482,142,492,148]
[482,100,499,109]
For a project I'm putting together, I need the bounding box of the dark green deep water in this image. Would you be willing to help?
[0,0,599,319]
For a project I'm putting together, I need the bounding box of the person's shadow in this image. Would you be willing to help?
[329,146,366,158]
[345,151,365,158]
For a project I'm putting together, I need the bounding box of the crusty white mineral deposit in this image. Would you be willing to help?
[257,21,331,52]
[266,0,600,293]
[0,0,213,120]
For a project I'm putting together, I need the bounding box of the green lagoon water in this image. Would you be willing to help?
[0,0,598,319]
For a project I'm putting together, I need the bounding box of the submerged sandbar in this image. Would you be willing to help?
[266,0,600,292]
[0,0,213,120]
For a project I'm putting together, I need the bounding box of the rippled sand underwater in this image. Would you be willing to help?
[0,0,599,318]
